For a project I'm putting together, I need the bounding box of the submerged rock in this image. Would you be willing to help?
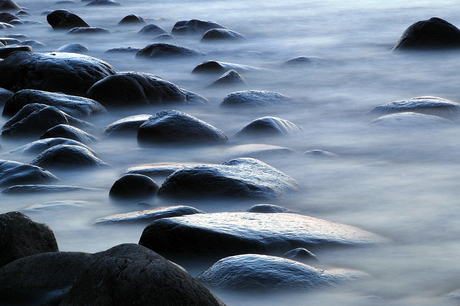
[220,90,297,107]
[0,12,17,23]
[370,112,453,127]
[0,211,59,268]
[0,160,59,186]
[102,114,151,136]
[0,45,32,58]
[118,14,146,25]
[207,70,247,88]
[192,60,261,74]
[2,184,100,194]
[201,28,245,42]
[138,23,167,36]
[283,248,319,262]
[67,27,111,34]
[247,203,291,213]
[109,174,159,199]
[31,144,108,169]
[157,157,298,200]
[283,56,330,67]
[124,162,205,177]
[55,43,90,53]
[136,43,203,59]
[197,254,366,291]
[40,124,99,144]
[303,149,338,158]
[172,19,225,35]
[0,0,21,10]
[223,144,296,159]
[235,116,302,137]
[46,9,89,30]
[85,0,121,5]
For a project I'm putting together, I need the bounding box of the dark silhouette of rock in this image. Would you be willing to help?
[207,70,247,88]
[86,0,121,5]
[283,56,330,67]
[67,26,111,34]
[157,157,298,200]
[0,12,18,23]
[40,124,99,144]
[0,37,20,45]
[0,52,116,97]
[220,90,296,107]
[0,211,59,268]
[87,72,209,107]
[197,254,366,291]
[0,160,59,186]
[247,204,290,213]
[0,21,13,29]
[192,60,261,74]
[31,144,108,169]
[138,23,167,36]
[46,9,90,30]
[393,17,460,51]
[0,0,21,11]
[104,46,140,53]
[22,40,46,49]
[201,28,245,42]
[55,43,90,53]
[0,87,12,104]
[0,45,32,58]
[118,14,146,25]
[136,43,203,59]
[235,116,302,137]
[109,174,159,199]
[102,114,151,136]
[172,19,225,35]
[137,110,228,145]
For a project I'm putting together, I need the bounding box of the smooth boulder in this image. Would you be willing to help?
[55,43,90,53]
[9,137,94,156]
[207,70,247,88]
[46,9,89,30]
[201,28,245,42]
[31,144,108,169]
[109,174,159,199]
[0,160,59,186]
[138,23,167,36]
[370,112,453,127]
[172,19,225,35]
[0,45,32,59]
[192,60,261,74]
[235,116,302,137]
[118,14,146,25]
[136,43,203,59]
[220,90,296,107]
[0,0,21,10]
[102,114,151,136]
[85,0,121,5]
[124,162,205,177]
[40,124,99,144]
[67,27,111,34]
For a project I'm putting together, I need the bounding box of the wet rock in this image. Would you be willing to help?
[155,33,175,40]
[0,0,21,10]
[157,157,298,200]
[40,124,99,144]
[86,0,121,5]
[0,160,59,186]
[0,52,116,96]
[220,90,297,107]
[367,96,460,120]
[67,26,111,34]
[370,112,453,127]
[109,174,159,199]
[136,43,203,59]
[139,211,387,261]
[138,23,167,36]
[102,114,151,136]
[22,39,46,49]
[0,211,59,268]
[201,28,245,42]
[118,14,146,25]
[0,12,18,23]
[0,21,13,29]
[235,116,302,137]
[303,149,337,158]
[124,162,205,177]
[0,87,12,104]
[283,56,330,67]
[137,110,228,145]
[0,37,20,44]
[247,203,291,213]
[393,17,460,51]
[105,46,141,53]
[87,72,209,107]
[2,184,100,194]
[192,60,261,74]
[46,9,90,30]
[0,44,32,58]
[15,11,29,16]
[3,89,107,117]
[94,205,205,224]
[207,70,247,88]
[283,248,318,262]
[197,254,366,291]
[223,144,296,159]
[172,19,225,35]
[55,42,90,53]
[31,144,108,169]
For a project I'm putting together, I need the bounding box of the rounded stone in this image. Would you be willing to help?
[235,116,302,137]
[172,19,225,35]
[31,144,108,169]
[46,9,90,30]
[220,90,297,107]
[136,43,203,59]
[109,174,159,199]
[118,14,146,25]
[201,28,245,42]
[137,24,167,36]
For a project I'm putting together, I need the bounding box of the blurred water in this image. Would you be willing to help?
[1,0,460,305]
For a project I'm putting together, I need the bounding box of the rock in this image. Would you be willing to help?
[139,211,387,261]
[109,174,159,199]
[155,33,175,40]
[0,12,18,23]
[0,160,59,186]
[0,45,32,58]
[0,21,13,29]
[104,46,140,53]
[137,110,228,145]
[235,116,302,137]
[0,211,59,267]
[283,56,330,67]
[192,60,261,74]
[85,0,121,5]
[31,144,108,169]
[67,26,111,34]
[0,87,12,104]
[220,90,297,107]
[118,14,146,25]
[3,89,107,118]
[283,248,318,262]
[59,244,226,306]
[0,37,20,45]
[102,114,151,136]
[124,162,205,177]
[367,96,460,120]
[94,205,205,224]
[201,28,245,42]
[207,70,247,88]
[393,17,460,51]
[223,144,296,158]
[370,112,453,127]
[2,184,100,194]
[197,254,366,291]
[87,72,209,107]
[55,43,90,53]
[40,124,99,144]
[247,204,290,213]
[157,157,298,200]
[14,11,29,17]
[46,9,90,30]
[138,23,167,36]
[0,52,116,96]
[303,149,337,158]
[0,0,21,10]
[22,40,46,49]
[172,19,225,35]
[136,43,203,59]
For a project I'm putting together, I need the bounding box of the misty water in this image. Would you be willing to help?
[2,0,460,305]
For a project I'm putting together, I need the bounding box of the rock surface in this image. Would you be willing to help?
[67,27,112,34]
[109,174,159,199]
[2,184,100,194]
[124,162,206,177]
[172,19,225,35]
[0,45,32,59]
[0,160,59,186]
[40,124,99,144]
[9,137,95,155]
[46,9,90,30]
[136,43,203,59]
[31,144,108,169]
[207,69,247,88]
[138,23,167,36]
[55,43,90,53]
[201,28,245,42]
[370,112,453,127]
[192,60,261,74]
[102,114,151,135]
[220,90,296,107]
[118,14,146,25]
[235,116,302,137]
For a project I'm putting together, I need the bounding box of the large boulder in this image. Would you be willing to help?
[0,211,59,268]
[40,124,99,144]
[157,157,298,200]
[0,87,12,104]
[197,254,367,291]
[0,160,59,186]
[137,110,228,145]
[46,9,90,30]
[3,89,107,118]
[102,114,151,136]
[0,0,21,10]
[109,174,159,199]
[235,116,302,137]
[10,137,95,155]
[136,43,203,59]
[393,17,460,51]
[0,52,116,96]
[139,212,387,262]
[87,72,209,107]
[31,144,108,169]
[172,19,225,35]
[220,90,297,107]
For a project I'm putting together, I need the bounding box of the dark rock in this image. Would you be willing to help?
[139,211,388,262]
[0,12,17,23]
[85,0,121,5]
[303,149,337,158]
[109,174,159,199]
[192,60,261,74]
[2,184,100,194]
[0,37,20,44]
[247,204,290,213]
[136,43,203,59]
[155,33,174,40]
[283,248,319,262]
[367,96,460,120]
[102,114,151,136]
[10,137,96,155]
[59,244,226,306]
[46,9,90,30]
[370,112,453,127]
[0,211,59,268]
[118,14,146,25]
[0,44,32,58]
[55,42,90,53]
[22,40,47,49]
[104,46,140,53]
[223,144,296,159]
[283,56,330,67]
[0,0,21,10]
[138,23,167,36]
[137,110,228,145]
[0,87,12,104]
[0,160,59,186]
[157,157,298,200]
[172,19,225,35]
[40,124,99,144]
[220,90,297,107]
[67,26,111,34]
[124,162,205,177]
[31,144,108,169]
[197,254,366,291]
[0,22,13,29]
[0,52,116,96]
[235,116,302,137]
[94,205,205,224]
[393,17,460,51]
[207,70,247,88]
[15,10,30,16]
[87,72,209,107]
[201,28,245,42]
